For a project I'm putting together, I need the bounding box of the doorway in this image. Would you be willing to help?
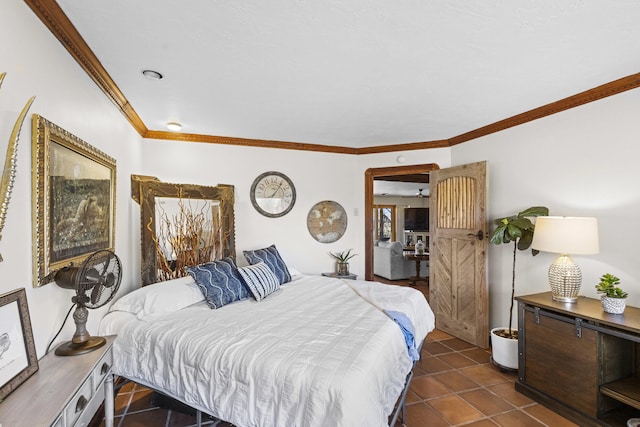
[364,164,440,281]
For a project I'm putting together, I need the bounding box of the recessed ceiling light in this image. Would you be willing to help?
[142,69,163,80]
[166,122,182,131]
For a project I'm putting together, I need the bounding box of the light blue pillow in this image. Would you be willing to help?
[237,262,281,301]
[186,257,249,309]
[243,244,291,284]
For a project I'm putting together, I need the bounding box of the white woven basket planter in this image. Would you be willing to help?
[601,296,626,314]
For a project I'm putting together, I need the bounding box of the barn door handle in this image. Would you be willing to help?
[467,230,484,241]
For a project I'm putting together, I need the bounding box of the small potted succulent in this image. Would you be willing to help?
[596,273,627,314]
[330,249,357,276]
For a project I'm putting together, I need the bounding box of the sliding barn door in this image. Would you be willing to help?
[429,161,488,348]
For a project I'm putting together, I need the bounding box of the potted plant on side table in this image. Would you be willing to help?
[596,273,628,314]
[489,206,549,370]
[330,249,357,276]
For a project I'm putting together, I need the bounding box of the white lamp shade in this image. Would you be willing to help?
[531,216,599,255]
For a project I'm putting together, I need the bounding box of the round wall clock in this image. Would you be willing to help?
[307,200,347,243]
[250,171,296,218]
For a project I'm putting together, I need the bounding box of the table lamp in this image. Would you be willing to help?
[531,216,599,303]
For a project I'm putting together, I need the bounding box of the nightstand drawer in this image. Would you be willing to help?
[53,414,65,427]
[65,376,94,426]
[75,384,106,427]
[93,348,113,390]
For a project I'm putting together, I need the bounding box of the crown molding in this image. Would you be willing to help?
[24,0,148,136]
[448,72,640,146]
[144,130,360,154]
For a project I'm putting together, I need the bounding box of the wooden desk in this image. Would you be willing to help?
[404,253,429,286]
[0,336,115,427]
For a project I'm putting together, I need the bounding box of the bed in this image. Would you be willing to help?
[99,268,434,427]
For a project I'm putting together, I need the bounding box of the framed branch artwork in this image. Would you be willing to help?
[0,288,38,401]
[131,175,235,286]
[32,115,116,287]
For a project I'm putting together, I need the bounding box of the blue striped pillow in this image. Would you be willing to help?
[186,257,249,309]
[237,262,281,301]
[243,245,291,284]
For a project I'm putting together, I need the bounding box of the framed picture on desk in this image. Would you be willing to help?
[0,288,38,401]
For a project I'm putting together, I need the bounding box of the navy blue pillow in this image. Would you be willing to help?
[186,257,249,309]
[243,245,291,285]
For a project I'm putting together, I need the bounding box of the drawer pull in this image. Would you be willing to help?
[101,362,110,375]
[76,395,88,413]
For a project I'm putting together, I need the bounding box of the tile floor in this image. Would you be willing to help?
[98,328,578,427]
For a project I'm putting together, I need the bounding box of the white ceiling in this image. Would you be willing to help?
[57,1,640,149]
[374,181,429,198]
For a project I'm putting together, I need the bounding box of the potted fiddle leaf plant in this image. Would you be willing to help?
[330,249,357,276]
[489,206,549,370]
[596,273,627,314]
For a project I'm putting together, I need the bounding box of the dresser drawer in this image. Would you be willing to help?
[65,376,94,427]
[52,414,65,427]
[93,348,113,390]
[74,383,106,427]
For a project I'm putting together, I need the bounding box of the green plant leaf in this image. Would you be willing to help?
[517,229,534,251]
[510,217,534,230]
[489,227,506,245]
[506,223,523,240]
[519,206,549,218]
[330,249,357,262]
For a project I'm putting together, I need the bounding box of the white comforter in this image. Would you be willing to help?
[100,275,434,427]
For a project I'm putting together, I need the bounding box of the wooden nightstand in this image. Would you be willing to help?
[322,272,357,280]
[0,336,115,427]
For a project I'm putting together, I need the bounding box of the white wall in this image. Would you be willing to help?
[139,141,451,277]
[452,87,640,329]
[1,0,142,357]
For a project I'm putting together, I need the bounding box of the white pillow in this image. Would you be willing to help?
[109,276,204,319]
[287,266,304,281]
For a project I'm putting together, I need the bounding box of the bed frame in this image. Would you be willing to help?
[115,342,423,427]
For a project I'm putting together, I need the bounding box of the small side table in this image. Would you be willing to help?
[322,272,357,280]
[404,253,429,286]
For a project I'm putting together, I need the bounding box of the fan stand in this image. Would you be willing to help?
[55,304,106,356]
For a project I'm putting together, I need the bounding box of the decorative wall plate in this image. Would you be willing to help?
[306,200,347,243]
[250,171,296,218]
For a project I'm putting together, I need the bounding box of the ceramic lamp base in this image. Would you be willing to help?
[548,254,581,303]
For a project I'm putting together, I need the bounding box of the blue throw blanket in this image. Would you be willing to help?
[384,309,419,361]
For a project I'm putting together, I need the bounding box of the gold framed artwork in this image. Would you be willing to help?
[0,288,38,402]
[32,115,116,287]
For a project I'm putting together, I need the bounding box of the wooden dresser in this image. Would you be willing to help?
[516,293,640,426]
[0,336,115,427]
